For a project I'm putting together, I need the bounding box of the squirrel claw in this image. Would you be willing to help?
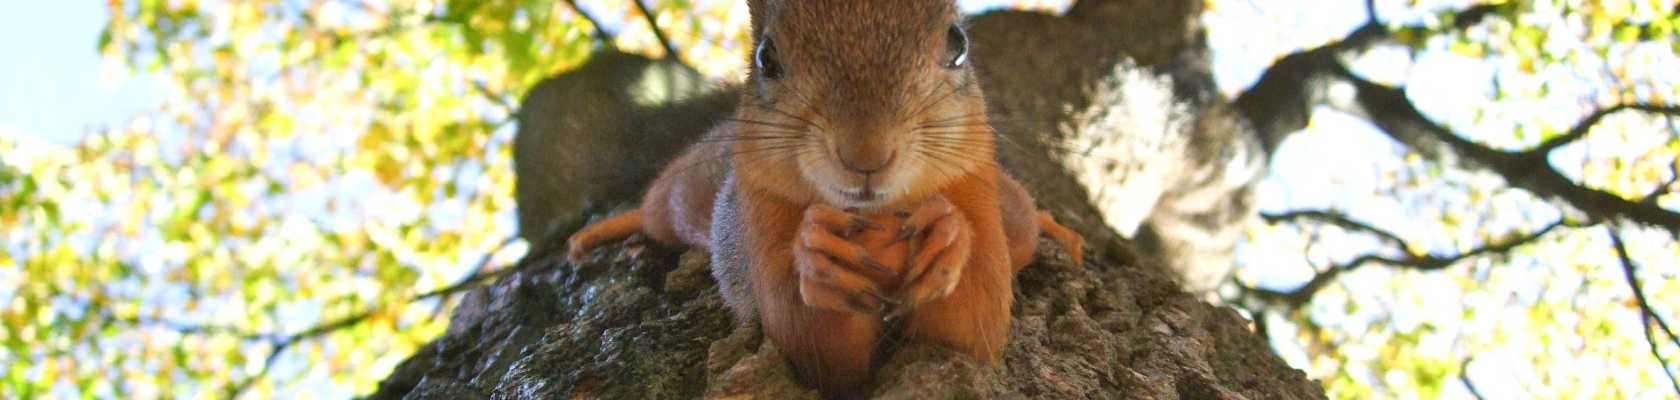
[880,305,910,322]
[895,198,971,309]
[894,226,916,243]
[846,294,885,315]
[860,255,893,276]
[849,216,880,231]
[565,243,586,264]
[857,290,898,315]
[868,290,901,306]
[899,196,954,244]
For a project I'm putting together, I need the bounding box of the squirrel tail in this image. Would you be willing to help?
[566,210,645,263]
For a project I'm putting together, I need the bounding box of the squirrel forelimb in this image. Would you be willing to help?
[559,1,1087,397]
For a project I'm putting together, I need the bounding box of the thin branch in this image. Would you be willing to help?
[220,234,525,397]
[120,315,258,339]
[418,237,523,301]
[1531,103,1680,155]
[1261,210,1411,251]
[1607,226,1680,396]
[1646,161,1680,205]
[1644,314,1680,397]
[1250,218,1584,307]
[561,0,614,44]
[432,235,522,312]
[1329,68,1680,235]
[473,80,516,115]
[229,308,376,398]
[633,0,682,61]
[1460,358,1488,400]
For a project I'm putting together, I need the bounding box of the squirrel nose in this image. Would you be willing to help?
[838,149,895,175]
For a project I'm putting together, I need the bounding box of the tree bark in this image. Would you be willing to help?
[373,0,1321,398]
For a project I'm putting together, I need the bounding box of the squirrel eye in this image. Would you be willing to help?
[755,38,784,80]
[944,24,969,69]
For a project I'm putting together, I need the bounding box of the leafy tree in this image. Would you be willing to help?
[1219,1,1680,397]
[0,0,1673,398]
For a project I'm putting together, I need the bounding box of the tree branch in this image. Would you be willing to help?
[1234,2,1680,236]
[473,80,516,115]
[1446,318,1488,398]
[1450,5,1504,30]
[561,0,614,44]
[1251,217,1584,307]
[1645,162,1680,205]
[633,0,682,61]
[218,235,523,397]
[120,315,259,339]
[1460,358,1488,400]
[229,308,377,398]
[1261,210,1411,251]
[1608,226,1680,396]
[1530,103,1680,155]
[1331,70,1680,235]
[1234,4,1497,152]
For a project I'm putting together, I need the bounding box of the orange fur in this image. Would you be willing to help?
[566,135,728,263]
[566,211,641,262]
[898,171,1011,360]
[998,173,1044,272]
[740,191,884,397]
[1037,211,1085,265]
[561,0,1086,396]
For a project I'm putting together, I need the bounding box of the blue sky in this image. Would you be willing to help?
[0,2,162,145]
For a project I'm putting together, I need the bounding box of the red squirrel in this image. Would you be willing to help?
[564,0,1083,396]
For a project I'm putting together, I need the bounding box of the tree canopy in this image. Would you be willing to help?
[0,0,1675,398]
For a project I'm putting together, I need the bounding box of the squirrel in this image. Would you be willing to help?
[563,0,1083,396]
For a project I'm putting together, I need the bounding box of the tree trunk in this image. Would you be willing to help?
[372,0,1321,398]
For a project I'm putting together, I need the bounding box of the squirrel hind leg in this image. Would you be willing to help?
[566,210,644,263]
[1035,211,1083,265]
[765,310,882,399]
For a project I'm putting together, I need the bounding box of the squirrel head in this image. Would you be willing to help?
[731,0,994,211]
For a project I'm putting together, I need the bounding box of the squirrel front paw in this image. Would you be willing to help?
[794,204,901,314]
[895,196,972,310]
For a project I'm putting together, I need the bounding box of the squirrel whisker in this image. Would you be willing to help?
[910,151,963,185]
[655,141,815,182]
[747,102,831,132]
[692,134,808,143]
[919,144,996,169]
[914,121,992,130]
[914,131,994,140]
[724,117,808,131]
[916,111,989,127]
[908,80,966,120]
[919,129,1134,165]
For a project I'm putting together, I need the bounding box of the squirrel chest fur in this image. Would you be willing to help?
[565,0,1082,396]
